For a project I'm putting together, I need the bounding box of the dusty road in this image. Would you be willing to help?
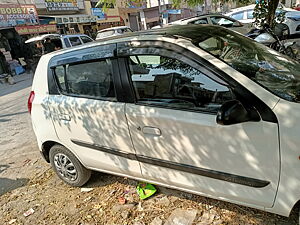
[0,73,47,196]
[0,73,298,225]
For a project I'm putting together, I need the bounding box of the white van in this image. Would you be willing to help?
[25,34,93,50]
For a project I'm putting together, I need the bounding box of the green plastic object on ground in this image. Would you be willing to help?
[136,182,157,200]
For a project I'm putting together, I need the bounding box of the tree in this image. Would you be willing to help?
[253,0,283,29]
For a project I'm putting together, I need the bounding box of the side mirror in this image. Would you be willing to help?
[216,100,260,125]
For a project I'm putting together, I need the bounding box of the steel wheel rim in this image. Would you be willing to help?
[53,153,77,181]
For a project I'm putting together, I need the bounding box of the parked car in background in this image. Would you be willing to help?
[30,25,300,223]
[295,4,300,11]
[226,4,300,36]
[95,26,133,40]
[152,14,253,35]
[25,34,94,50]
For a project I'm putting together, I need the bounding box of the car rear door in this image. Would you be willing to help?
[117,40,280,208]
[47,44,141,177]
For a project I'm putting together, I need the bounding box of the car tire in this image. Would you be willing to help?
[49,144,91,187]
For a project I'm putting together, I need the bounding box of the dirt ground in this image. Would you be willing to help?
[0,73,298,225]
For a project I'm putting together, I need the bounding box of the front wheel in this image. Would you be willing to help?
[49,144,91,187]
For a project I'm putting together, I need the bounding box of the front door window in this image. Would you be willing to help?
[128,53,235,113]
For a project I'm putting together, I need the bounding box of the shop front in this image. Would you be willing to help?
[0,4,41,76]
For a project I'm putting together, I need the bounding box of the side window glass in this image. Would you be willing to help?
[128,54,235,113]
[69,37,82,46]
[247,10,254,19]
[54,65,66,91]
[64,38,71,48]
[81,36,93,43]
[53,59,116,100]
[231,12,244,20]
[190,18,208,24]
[211,16,234,27]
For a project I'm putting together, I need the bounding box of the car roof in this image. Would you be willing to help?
[46,24,237,57]
[97,26,130,33]
[25,34,60,43]
[172,14,239,24]
[62,34,90,37]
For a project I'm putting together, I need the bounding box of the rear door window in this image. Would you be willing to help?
[69,37,82,46]
[53,59,116,100]
[64,38,71,48]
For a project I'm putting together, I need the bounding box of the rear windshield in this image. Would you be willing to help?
[116,28,132,34]
[192,28,300,102]
[96,30,115,39]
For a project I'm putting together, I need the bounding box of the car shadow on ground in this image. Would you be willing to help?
[0,177,29,196]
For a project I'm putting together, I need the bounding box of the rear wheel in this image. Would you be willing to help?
[49,144,91,187]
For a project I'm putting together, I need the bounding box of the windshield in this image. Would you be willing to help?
[193,29,300,102]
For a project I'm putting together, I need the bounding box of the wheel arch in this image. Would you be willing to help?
[41,140,62,163]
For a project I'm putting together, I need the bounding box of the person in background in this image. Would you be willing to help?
[43,38,55,54]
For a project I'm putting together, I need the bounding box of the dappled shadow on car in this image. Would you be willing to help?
[39,39,299,223]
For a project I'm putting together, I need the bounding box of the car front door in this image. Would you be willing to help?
[47,44,141,177]
[118,41,280,208]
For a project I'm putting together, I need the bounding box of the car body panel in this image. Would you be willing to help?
[269,99,300,216]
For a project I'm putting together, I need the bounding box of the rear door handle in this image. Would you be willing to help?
[142,126,161,136]
[58,114,71,121]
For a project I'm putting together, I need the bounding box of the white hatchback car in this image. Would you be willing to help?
[226,4,300,36]
[29,25,300,221]
[95,26,133,41]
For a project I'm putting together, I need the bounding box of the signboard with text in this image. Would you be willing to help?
[15,24,57,35]
[167,9,181,15]
[0,4,39,28]
[91,8,106,20]
[45,0,79,11]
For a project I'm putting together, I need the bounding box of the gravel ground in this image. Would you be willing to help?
[0,72,298,225]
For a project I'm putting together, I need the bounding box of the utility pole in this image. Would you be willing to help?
[158,0,162,25]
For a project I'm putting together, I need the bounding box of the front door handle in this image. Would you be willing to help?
[142,126,161,136]
[58,114,71,121]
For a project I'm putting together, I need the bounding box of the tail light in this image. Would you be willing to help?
[28,91,35,114]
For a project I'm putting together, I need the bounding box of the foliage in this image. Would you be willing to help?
[253,0,285,29]
[95,0,116,10]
